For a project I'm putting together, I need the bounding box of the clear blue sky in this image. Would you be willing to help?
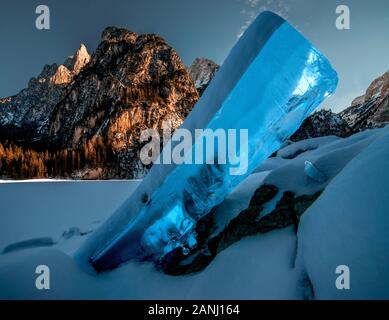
[1,0,388,112]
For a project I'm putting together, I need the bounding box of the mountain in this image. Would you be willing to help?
[291,109,350,141]
[1,32,388,180]
[340,71,389,132]
[0,27,199,179]
[0,44,90,140]
[188,58,219,95]
[293,71,389,141]
[187,61,389,142]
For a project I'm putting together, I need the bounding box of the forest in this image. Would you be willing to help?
[0,135,110,179]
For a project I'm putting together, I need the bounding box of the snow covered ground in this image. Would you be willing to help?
[0,176,299,300]
[0,126,389,299]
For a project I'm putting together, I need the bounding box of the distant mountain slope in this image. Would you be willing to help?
[0,38,388,180]
[291,109,350,141]
[188,58,219,95]
[188,61,389,142]
[287,70,389,141]
[0,44,90,141]
[341,71,389,132]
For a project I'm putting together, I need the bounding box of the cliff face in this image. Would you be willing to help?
[0,27,199,179]
[1,31,388,180]
[0,44,90,143]
[188,58,219,95]
[291,109,350,142]
[290,71,389,141]
[341,71,389,133]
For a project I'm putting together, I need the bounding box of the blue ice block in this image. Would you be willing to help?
[81,11,338,271]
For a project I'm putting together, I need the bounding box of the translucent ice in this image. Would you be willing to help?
[304,161,327,183]
[84,11,338,271]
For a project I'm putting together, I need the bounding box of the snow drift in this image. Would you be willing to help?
[0,125,388,299]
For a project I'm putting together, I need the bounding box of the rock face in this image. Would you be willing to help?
[341,71,389,133]
[47,27,199,178]
[291,109,350,142]
[159,184,322,275]
[188,58,219,95]
[0,27,199,179]
[0,44,90,141]
[293,70,389,141]
[291,71,389,141]
[1,37,388,179]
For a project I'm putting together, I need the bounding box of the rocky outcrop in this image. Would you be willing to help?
[291,71,389,141]
[188,58,219,95]
[47,27,199,178]
[291,109,350,142]
[0,27,199,179]
[341,71,389,133]
[159,184,322,275]
[0,44,90,142]
[187,61,389,141]
[1,38,388,180]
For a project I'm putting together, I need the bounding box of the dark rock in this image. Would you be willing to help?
[160,185,322,275]
[291,109,350,142]
[188,58,219,95]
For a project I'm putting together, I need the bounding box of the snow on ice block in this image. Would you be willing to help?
[304,160,327,183]
[78,11,338,272]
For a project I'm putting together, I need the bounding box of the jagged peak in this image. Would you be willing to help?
[64,44,90,74]
[188,57,219,94]
[39,63,59,79]
[365,70,389,101]
[50,65,72,85]
[351,70,389,106]
[351,94,365,107]
[101,26,137,44]
[190,57,219,68]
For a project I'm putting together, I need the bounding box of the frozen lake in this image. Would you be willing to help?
[0,180,141,251]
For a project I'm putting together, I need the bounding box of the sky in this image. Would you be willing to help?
[0,0,388,112]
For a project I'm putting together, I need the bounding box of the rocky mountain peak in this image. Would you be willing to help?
[341,70,389,132]
[64,43,90,74]
[352,71,389,107]
[28,44,90,88]
[50,65,72,85]
[0,26,199,179]
[188,57,219,95]
[101,26,138,44]
[291,109,350,141]
[364,71,389,103]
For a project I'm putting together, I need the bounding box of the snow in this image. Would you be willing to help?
[0,177,298,300]
[259,129,382,196]
[296,125,389,299]
[0,227,299,300]
[0,180,140,252]
[1,126,388,299]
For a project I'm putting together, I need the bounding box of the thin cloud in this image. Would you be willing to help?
[238,0,291,38]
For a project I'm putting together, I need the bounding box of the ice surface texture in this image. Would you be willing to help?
[81,11,338,272]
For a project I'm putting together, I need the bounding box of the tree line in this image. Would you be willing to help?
[0,135,110,179]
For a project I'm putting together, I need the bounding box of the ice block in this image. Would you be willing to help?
[78,11,338,272]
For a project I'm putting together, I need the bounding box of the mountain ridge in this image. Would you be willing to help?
[0,27,388,179]
[0,26,199,179]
